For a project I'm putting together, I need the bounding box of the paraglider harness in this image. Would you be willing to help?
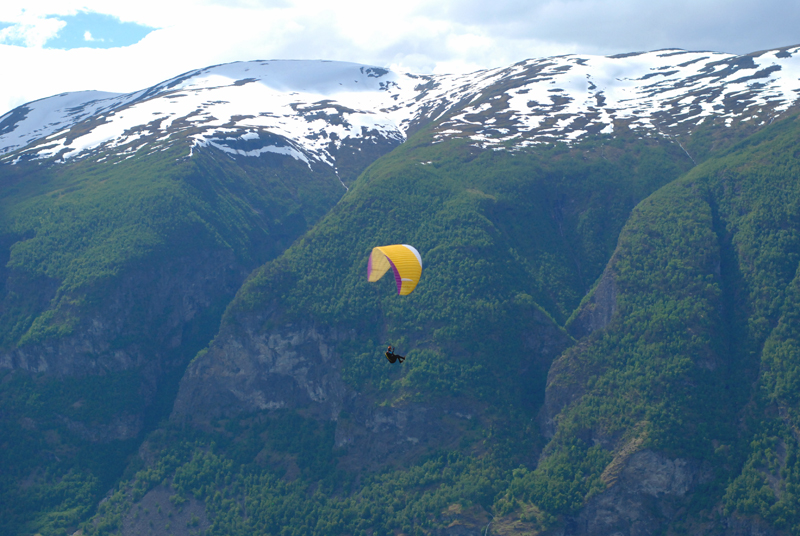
[385,345,405,364]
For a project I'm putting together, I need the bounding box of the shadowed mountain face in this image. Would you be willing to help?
[2,48,800,536]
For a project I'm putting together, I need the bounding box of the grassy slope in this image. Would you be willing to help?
[0,143,346,536]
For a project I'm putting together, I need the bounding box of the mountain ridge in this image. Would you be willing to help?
[3,45,800,169]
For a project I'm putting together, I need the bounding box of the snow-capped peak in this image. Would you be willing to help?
[2,46,800,166]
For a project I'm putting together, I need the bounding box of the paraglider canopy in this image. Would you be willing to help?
[367,244,422,295]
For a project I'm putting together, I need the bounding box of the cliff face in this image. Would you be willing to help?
[561,450,711,536]
[171,292,574,477]
[566,266,618,341]
[173,317,349,420]
[0,249,244,377]
[172,311,513,471]
[333,397,485,471]
[541,265,619,438]
[0,249,249,443]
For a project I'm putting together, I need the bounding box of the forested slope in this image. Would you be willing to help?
[86,113,800,536]
[524,110,800,535]
[75,124,706,536]
[3,53,800,536]
[0,143,348,535]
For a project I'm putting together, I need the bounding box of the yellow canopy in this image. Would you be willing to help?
[367,244,423,295]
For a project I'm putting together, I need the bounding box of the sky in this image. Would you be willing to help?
[1,0,799,116]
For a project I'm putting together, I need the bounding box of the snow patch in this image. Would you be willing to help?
[3,48,800,163]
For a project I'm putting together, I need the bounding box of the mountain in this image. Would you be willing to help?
[1,45,800,536]
[4,47,800,166]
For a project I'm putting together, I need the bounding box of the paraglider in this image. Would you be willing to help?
[385,345,405,364]
[367,244,422,295]
[367,244,422,363]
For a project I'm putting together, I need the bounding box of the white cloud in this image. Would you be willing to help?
[0,16,65,47]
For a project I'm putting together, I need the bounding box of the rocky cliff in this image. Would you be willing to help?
[561,450,711,536]
[173,317,349,420]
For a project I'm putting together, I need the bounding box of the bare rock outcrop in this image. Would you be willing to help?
[559,450,711,536]
[172,317,350,421]
[567,267,618,340]
[172,317,483,471]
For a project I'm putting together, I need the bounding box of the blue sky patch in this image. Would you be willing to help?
[45,11,155,49]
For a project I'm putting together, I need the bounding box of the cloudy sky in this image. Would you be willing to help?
[1,0,798,116]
